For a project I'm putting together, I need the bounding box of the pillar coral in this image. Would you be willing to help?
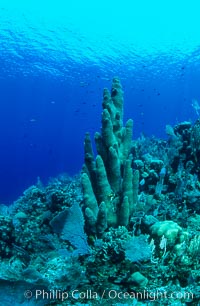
[81,78,139,235]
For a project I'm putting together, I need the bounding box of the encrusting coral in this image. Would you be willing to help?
[82,78,139,234]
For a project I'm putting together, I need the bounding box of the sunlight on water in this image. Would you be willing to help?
[0,0,200,78]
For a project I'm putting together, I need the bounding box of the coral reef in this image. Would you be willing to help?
[0,79,200,305]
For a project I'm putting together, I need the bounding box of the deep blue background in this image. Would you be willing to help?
[1,2,200,203]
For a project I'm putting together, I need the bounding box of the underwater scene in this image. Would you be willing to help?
[0,1,200,305]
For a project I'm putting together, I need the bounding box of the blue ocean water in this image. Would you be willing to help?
[1,0,200,203]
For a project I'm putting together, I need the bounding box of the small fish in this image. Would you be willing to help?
[80,81,89,87]
[29,118,37,123]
